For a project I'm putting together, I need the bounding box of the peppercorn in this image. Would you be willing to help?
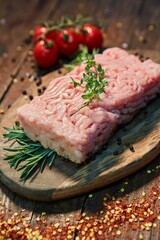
[11,57,16,63]
[22,90,27,95]
[42,86,46,91]
[36,81,42,87]
[29,95,33,100]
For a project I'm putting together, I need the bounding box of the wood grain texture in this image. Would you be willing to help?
[0,0,58,101]
[0,50,159,201]
[130,0,160,50]
[0,1,160,239]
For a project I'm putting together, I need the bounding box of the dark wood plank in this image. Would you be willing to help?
[48,0,100,19]
[0,0,58,101]
[0,1,160,239]
[96,0,144,49]
[130,0,160,50]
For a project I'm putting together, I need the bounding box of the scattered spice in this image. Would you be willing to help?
[121,42,128,49]
[13,78,18,83]
[0,18,6,25]
[29,29,34,36]
[147,23,156,31]
[20,76,25,82]
[58,69,62,74]
[25,72,31,78]
[88,194,93,198]
[29,95,33,100]
[116,230,121,236]
[124,181,128,185]
[28,50,33,56]
[120,188,125,192]
[42,86,46,91]
[36,79,42,86]
[116,22,123,28]
[0,108,4,114]
[23,35,32,45]
[3,52,8,58]
[16,45,23,51]
[11,57,16,63]
[0,181,160,239]
[138,35,147,44]
[23,95,28,100]
[41,212,46,216]
[142,191,146,197]
[22,90,27,95]
[139,233,144,239]
[37,88,42,95]
[28,75,35,82]
[31,64,36,69]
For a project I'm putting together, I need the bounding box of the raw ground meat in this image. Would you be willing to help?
[17,48,160,163]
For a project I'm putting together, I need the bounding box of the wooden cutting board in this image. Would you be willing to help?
[0,50,160,201]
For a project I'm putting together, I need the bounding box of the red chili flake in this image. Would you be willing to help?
[75,215,81,221]
[0,180,159,239]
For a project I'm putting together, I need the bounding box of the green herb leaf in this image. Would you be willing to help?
[71,54,108,115]
[3,123,57,181]
[64,45,99,73]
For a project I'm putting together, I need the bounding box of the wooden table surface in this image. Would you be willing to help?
[0,1,160,239]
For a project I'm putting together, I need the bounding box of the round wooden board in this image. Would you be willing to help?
[0,50,160,201]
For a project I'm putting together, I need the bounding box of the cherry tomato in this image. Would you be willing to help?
[33,40,59,68]
[76,29,86,45]
[56,29,79,57]
[80,24,103,51]
[33,26,57,43]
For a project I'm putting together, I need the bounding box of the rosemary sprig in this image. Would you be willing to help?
[3,122,57,181]
[71,55,108,114]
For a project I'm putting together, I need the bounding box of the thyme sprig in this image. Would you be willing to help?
[3,122,57,181]
[71,55,108,114]
[64,45,98,72]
